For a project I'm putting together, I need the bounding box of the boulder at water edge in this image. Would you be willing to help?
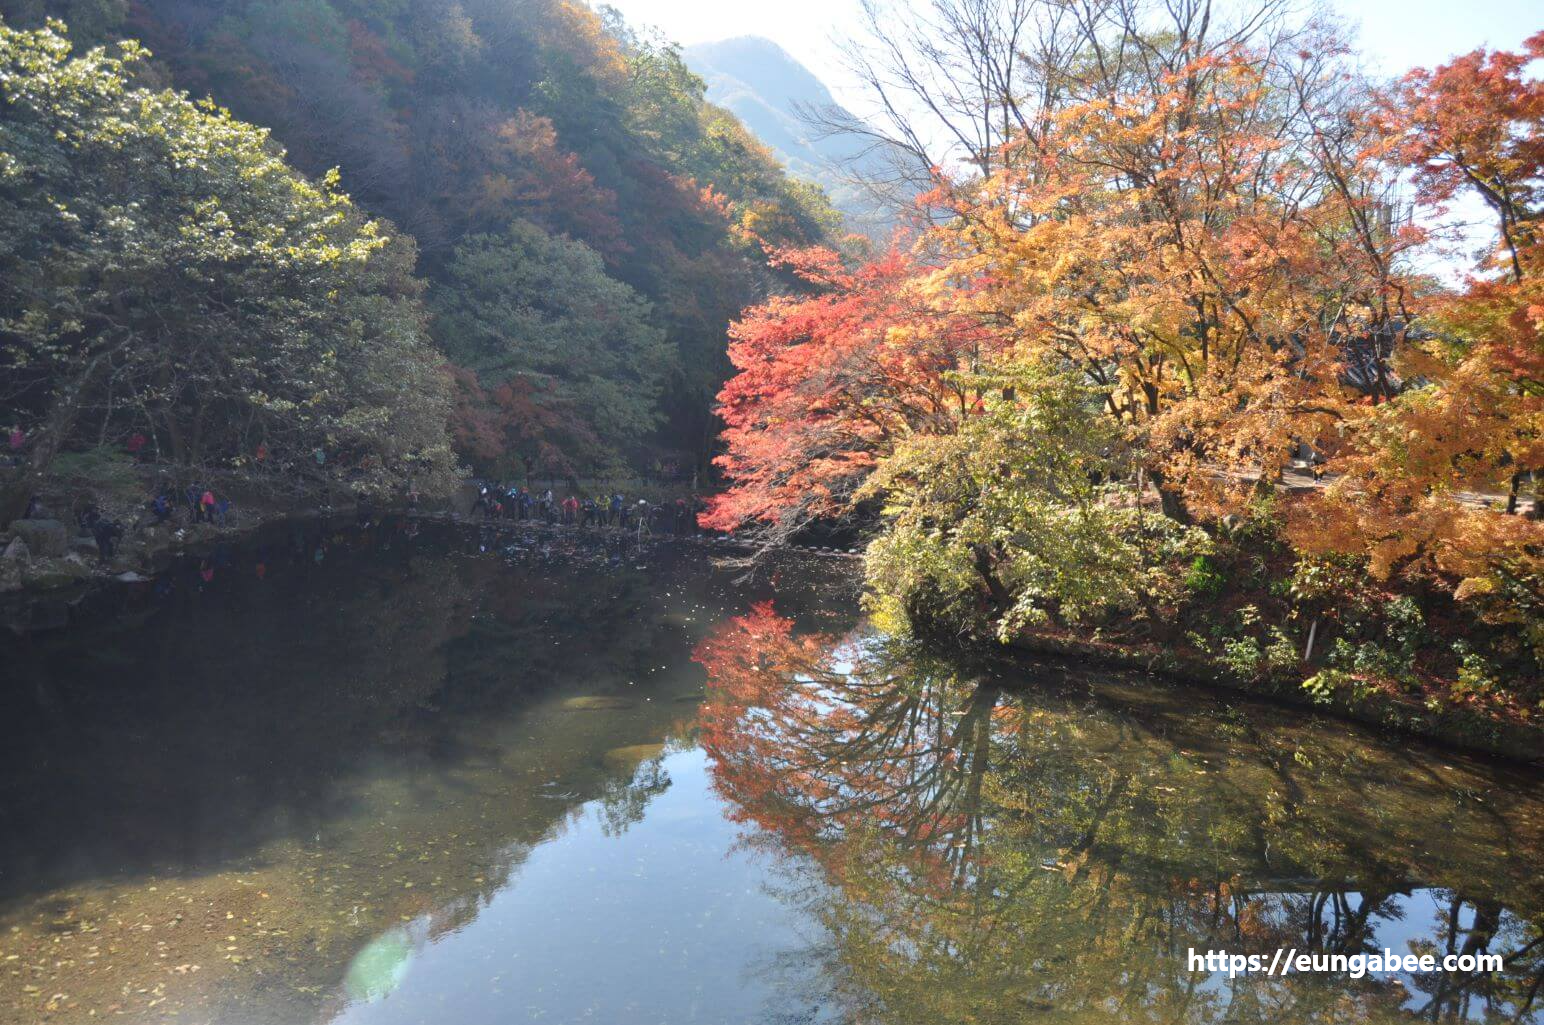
[11,519,67,557]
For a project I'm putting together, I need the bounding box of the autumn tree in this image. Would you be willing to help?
[1296,34,1544,654]
[937,7,1414,522]
[702,243,1002,540]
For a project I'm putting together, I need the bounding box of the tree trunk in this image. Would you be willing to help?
[0,373,101,527]
[1148,469,1194,525]
[970,543,1011,609]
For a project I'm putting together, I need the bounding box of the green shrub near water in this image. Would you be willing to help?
[861,368,1212,640]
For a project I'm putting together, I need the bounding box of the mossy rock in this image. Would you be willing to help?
[12,519,67,558]
[602,743,665,769]
[562,695,635,711]
[22,558,91,590]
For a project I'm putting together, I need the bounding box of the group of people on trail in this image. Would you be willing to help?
[139,483,233,533]
[166,483,232,527]
[3,480,237,568]
[471,483,704,537]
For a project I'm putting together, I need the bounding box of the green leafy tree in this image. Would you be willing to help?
[0,19,457,519]
[432,220,670,472]
[861,367,1211,639]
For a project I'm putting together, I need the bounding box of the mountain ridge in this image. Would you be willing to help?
[684,36,907,235]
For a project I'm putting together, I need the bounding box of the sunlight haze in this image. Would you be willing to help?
[604,0,1540,105]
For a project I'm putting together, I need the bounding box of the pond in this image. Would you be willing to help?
[0,520,1541,1024]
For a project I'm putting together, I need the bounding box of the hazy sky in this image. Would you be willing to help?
[603,0,1540,107]
[602,0,1535,275]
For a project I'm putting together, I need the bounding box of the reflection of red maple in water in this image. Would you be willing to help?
[692,603,995,893]
[692,607,1544,1022]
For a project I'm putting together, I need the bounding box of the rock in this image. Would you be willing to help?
[22,557,90,590]
[68,536,100,558]
[115,571,151,583]
[2,536,29,561]
[602,743,665,770]
[11,519,68,557]
[562,695,636,711]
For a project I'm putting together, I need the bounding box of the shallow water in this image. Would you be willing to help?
[0,521,1540,1024]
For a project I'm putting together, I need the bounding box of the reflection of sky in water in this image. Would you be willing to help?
[331,750,837,1025]
[1187,892,1521,1021]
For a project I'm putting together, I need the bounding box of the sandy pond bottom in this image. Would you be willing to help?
[1,520,1541,1025]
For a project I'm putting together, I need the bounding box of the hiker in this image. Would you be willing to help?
[92,518,123,561]
[149,491,172,525]
[609,493,623,527]
[562,495,579,525]
[186,484,203,523]
[200,488,217,524]
[216,496,232,527]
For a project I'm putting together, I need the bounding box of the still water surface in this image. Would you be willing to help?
[0,520,1541,1024]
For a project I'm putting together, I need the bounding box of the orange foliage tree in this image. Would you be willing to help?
[706,8,1541,674]
[935,33,1415,522]
[1297,35,1543,647]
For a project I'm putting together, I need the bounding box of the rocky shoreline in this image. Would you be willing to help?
[997,629,1544,766]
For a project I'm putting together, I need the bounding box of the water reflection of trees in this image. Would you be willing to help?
[695,605,1544,1024]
